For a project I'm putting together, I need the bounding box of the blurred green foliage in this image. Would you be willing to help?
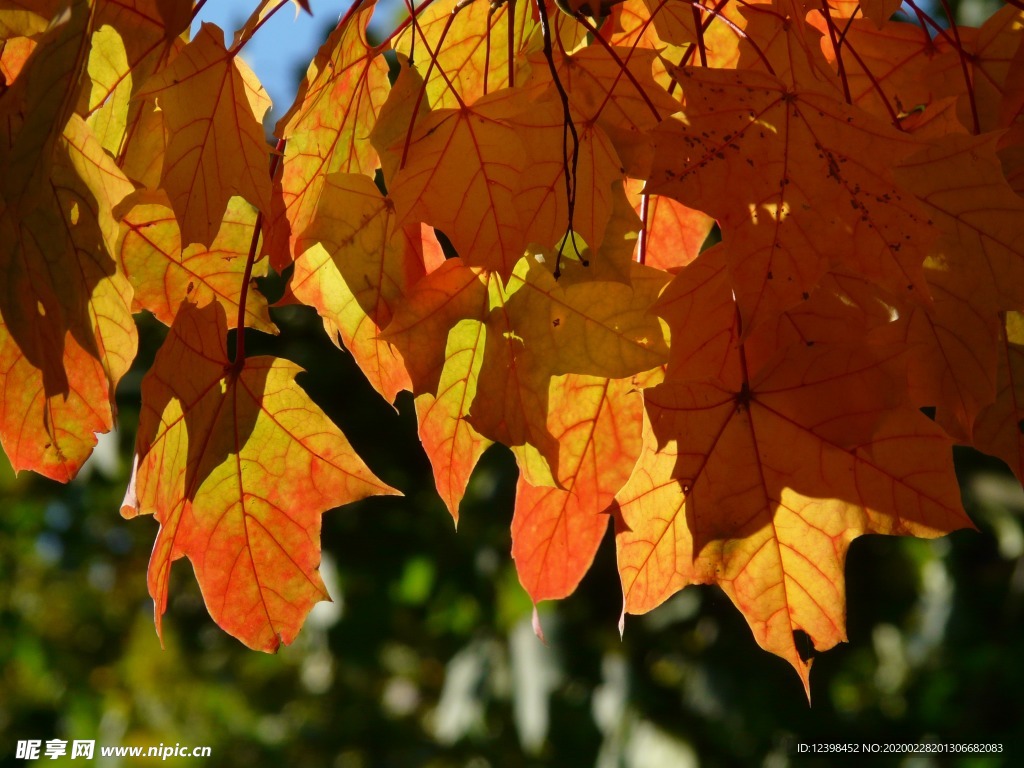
[2,297,1023,768]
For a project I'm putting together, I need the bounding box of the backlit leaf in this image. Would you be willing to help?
[122,301,399,652]
[272,0,389,261]
[513,374,641,603]
[117,190,277,333]
[136,23,272,247]
[616,337,973,691]
[290,172,425,402]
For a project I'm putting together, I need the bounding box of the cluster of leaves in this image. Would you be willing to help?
[1,0,1022,694]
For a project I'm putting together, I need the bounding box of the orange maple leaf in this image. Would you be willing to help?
[136,23,272,248]
[122,302,399,652]
[616,257,974,691]
[272,1,389,263]
[649,65,934,329]
[118,190,277,333]
[0,111,136,480]
[290,172,426,402]
[513,374,641,603]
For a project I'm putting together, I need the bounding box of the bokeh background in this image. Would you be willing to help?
[2,0,1023,765]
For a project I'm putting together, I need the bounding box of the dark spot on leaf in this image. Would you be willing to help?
[734,383,752,409]
[793,629,815,662]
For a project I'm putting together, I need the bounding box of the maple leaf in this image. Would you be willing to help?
[415,318,493,523]
[2,3,52,34]
[136,23,273,248]
[805,15,951,126]
[613,252,978,688]
[513,374,641,604]
[0,102,136,480]
[625,178,713,273]
[0,0,91,391]
[122,301,399,652]
[387,87,532,279]
[271,0,389,263]
[895,132,1024,311]
[394,0,540,109]
[290,172,425,402]
[117,191,277,333]
[83,0,191,157]
[616,341,973,691]
[648,65,934,329]
[505,89,625,257]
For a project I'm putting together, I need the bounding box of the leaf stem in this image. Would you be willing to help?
[691,2,708,68]
[820,1,852,104]
[230,0,291,56]
[190,0,209,24]
[638,192,649,265]
[937,0,980,134]
[400,1,469,170]
[233,138,286,370]
[536,0,581,278]
[507,0,516,88]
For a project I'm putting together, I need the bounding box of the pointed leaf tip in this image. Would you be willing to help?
[126,301,398,651]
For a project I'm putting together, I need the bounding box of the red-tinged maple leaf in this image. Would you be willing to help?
[615,338,973,692]
[122,301,399,652]
[625,178,713,273]
[896,133,1024,311]
[1,35,36,84]
[505,88,624,256]
[872,253,1000,444]
[289,172,426,402]
[805,15,952,126]
[271,0,389,263]
[0,115,137,481]
[415,318,494,523]
[394,0,540,109]
[648,65,934,329]
[974,312,1024,485]
[512,374,641,603]
[135,23,272,248]
[732,2,839,91]
[117,190,277,333]
[387,88,532,279]
[953,4,1023,133]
